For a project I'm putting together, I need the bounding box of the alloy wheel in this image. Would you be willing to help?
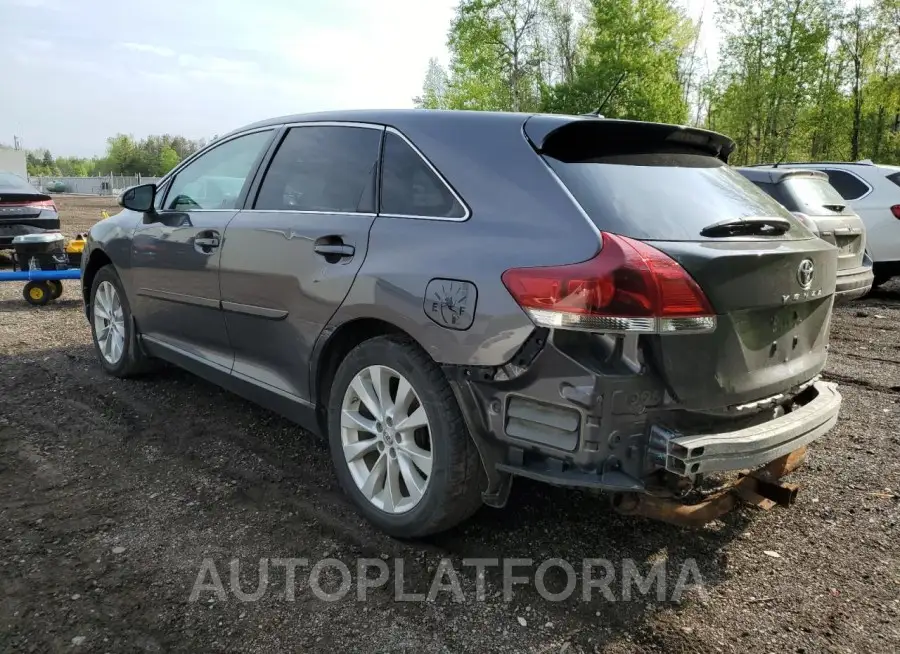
[340,365,433,514]
[93,280,126,365]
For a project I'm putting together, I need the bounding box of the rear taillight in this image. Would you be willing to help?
[501,232,716,334]
[891,205,900,219]
[0,199,57,212]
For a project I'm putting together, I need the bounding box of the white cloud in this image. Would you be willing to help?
[1,0,457,156]
[20,38,52,51]
[119,42,177,58]
[7,0,60,7]
[177,53,257,75]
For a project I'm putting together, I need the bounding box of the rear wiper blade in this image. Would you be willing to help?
[700,217,792,237]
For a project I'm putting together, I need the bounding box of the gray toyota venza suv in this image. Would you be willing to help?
[81,110,842,537]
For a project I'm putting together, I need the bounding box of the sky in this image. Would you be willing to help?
[0,0,717,158]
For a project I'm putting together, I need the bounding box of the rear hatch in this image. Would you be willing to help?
[525,117,838,412]
[775,172,866,271]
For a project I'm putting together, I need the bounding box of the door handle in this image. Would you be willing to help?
[314,243,355,258]
[194,231,221,254]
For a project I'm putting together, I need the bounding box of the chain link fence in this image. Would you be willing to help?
[28,175,163,196]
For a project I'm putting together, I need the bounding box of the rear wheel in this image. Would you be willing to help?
[327,335,483,538]
[89,265,155,377]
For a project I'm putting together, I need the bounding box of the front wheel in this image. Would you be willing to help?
[327,335,483,538]
[89,265,155,377]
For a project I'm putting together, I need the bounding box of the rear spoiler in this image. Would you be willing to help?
[523,115,736,163]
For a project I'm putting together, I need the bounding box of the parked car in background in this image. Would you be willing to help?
[752,161,900,288]
[0,171,60,249]
[737,166,873,302]
[80,110,842,537]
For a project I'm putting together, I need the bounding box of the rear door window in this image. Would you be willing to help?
[380,131,467,219]
[254,125,382,213]
[820,169,869,200]
[544,152,806,241]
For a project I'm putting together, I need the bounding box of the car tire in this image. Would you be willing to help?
[327,334,483,538]
[89,264,156,377]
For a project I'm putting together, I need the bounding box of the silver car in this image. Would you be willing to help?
[760,160,900,288]
[737,166,874,301]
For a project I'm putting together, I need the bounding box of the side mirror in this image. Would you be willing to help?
[118,183,156,213]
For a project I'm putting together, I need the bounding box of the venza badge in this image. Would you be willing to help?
[782,259,821,303]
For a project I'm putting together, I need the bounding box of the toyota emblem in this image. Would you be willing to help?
[797,259,815,289]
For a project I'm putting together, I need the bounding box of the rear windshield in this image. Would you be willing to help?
[544,152,809,241]
[0,172,32,191]
[780,176,851,216]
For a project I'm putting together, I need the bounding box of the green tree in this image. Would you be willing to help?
[431,0,692,122]
[541,0,692,122]
[704,0,839,164]
[444,0,545,111]
[157,146,181,175]
[839,2,888,160]
[414,57,450,108]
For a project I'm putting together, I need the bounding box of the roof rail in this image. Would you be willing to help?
[748,160,875,167]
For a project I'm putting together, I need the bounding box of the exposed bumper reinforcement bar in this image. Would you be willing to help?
[649,381,841,476]
[614,446,809,528]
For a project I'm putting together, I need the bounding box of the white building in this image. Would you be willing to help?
[0,147,27,178]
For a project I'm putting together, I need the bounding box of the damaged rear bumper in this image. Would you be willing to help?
[648,381,840,476]
[447,330,841,514]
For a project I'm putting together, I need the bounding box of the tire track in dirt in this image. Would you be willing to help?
[26,348,455,565]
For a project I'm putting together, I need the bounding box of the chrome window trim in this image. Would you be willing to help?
[379,126,471,222]
[158,120,472,221]
[245,210,377,217]
[280,120,386,131]
[158,209,237,213]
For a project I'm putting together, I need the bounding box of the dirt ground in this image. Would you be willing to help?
[0,196,898,653]
[52,195,120,236]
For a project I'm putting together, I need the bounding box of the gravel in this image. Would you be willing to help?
[0,196,897,653]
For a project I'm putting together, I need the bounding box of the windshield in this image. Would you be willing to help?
[781,176,851,216]
[544,152,810,241]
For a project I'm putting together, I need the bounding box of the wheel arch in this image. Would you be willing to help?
[311,317,428,431]
[82,248,113,309]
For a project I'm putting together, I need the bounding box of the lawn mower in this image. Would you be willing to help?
[0,233,85,306]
